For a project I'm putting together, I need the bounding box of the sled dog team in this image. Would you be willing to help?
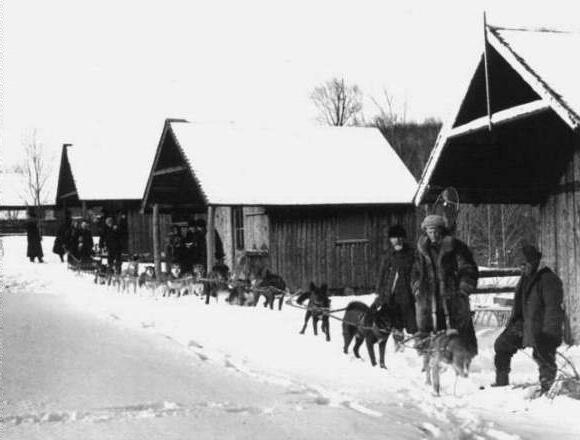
[89,214,564,396]
[296,218,564,397]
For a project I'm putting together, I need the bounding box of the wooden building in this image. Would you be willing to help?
[415,24,580,343]
[142,120,417,293]
[55,143,171,256]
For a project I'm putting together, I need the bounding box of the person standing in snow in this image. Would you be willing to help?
[26,210,44,263]
[411,214,478,354]
[372,224,417,335]
[492,245,564,393]
[52,211,71,263]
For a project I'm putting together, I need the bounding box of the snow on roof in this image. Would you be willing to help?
[489,26,580,129]
[414,25,580,205]
[66,144,153,201]
[0,172,57,208]
[169,122,417,206]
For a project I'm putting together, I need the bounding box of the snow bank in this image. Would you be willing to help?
[2,236,579,439]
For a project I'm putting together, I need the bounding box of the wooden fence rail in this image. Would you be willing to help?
[473,267,521,327]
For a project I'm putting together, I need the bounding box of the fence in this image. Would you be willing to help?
[472,268,521,327]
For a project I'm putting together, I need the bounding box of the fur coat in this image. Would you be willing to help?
[412,234,478,351]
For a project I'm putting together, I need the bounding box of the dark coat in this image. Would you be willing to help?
[412,235,478,350]
[78,229,94,260]
[375,243,415,307]
[508,267,564,347]
[52,221,69,256]
[66,226,80,258]
[26,220,43,258]
[99,225,122,255]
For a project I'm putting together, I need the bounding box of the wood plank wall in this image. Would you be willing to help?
[269,206,416,293]
[127,210,172,257]
[539,137,580,344]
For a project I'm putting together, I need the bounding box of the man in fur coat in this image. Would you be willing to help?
[372,225,417,334]
[412,214,478,354]
[492,245,564,393]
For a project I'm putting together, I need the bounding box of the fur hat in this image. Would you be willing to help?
[194,219,206,228]
[421,214,446,230]
[522,244,542,263]
[387,224,407,238]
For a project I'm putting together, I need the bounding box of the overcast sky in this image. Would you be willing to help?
[2,0,579,168]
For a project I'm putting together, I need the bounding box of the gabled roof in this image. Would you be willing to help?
[415,25,580,205]
[56,141,155,203]
[144,121,417,207]
[488,26,580,129]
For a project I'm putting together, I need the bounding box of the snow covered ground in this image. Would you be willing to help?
[2,236,580,439]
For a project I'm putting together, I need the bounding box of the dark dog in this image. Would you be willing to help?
[203,262,231,304]
[297,282,331,341]
[342,302,395,368]
[420,330,475,396]
[250,269,287,310]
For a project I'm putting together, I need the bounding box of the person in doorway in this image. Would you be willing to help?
[411,214,479,354]
[194,219,225,272]
[26,210,44,263]
[492,245,564,394]
[372,224,417,335]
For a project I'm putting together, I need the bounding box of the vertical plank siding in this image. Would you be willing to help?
[269,207,416,294]
[127,210,171,257]
[574,139,580,345]
[539,137,580,344]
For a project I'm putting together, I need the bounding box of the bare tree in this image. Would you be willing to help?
[456,204,539,267]
[311,78,363,126]
[371,88,408,131]
[20,129,52,221]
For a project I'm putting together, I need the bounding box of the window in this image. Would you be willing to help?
[233,207,245,250]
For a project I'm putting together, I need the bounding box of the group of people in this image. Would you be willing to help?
[50,211,128,269]
[164,219,225,275]
[374,214,564,394]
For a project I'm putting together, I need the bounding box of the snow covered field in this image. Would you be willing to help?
[2,236,579,439]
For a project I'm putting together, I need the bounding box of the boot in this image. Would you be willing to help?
[491,371,509,387]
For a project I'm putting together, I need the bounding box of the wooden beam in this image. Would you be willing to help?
[153,203,162,276]
[483,12,493,132]
[153,165,187,176]
[447,100,551,139]
[207,205,215,270]
[59,190,77,199]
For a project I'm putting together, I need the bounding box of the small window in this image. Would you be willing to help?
[233,207,245,250]
[337,213,367,243]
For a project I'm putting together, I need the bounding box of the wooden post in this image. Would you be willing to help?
[207,205,215,271]
[230,206,236,272]
[81,201,87,219]
[153,203,161,276]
